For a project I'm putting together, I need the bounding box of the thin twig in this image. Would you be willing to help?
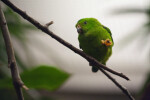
[99,68,135,100]
[0,2,28,100]
[1,0,129,81]
[1,0,135,100]
[45,21,53,27]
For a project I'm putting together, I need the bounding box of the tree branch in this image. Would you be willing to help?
[1,0,135,100]
[99,68,135,100]
[0,2,28,100]
[1,0,129,81]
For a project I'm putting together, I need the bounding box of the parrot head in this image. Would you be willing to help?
[76,18,101,34]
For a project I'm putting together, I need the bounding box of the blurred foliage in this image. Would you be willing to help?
[141,82,150,100]
[0,89,32,100]
[22,65,69,91]
[114,5,150,49]
[114,4,150,99]
[0,65,70,91]
[0,88,55,100]
[4,7,35,39]
[0,6,70,100]
[0,7,35,67]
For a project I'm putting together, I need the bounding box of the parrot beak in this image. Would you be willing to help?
[77,25,83,34]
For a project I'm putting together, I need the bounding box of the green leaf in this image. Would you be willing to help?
[21,65,70,91]
[0,65,70,91]
[0,78,13,89]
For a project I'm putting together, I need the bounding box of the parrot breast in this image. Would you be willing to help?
[78,28,113,64]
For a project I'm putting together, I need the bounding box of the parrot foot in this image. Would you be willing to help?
[101,39,112,46]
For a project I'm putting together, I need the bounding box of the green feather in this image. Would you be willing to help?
[76,18,114,72]
[102,25,114,44]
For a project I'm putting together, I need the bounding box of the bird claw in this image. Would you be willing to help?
[101,39,112,46]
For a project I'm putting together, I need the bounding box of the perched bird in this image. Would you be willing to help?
[75,18,114,72]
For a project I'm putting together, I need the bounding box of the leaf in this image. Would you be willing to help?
[21,65,70,91]
[139,72,150,96]
[0,65,70,91]
[3,7,35,40]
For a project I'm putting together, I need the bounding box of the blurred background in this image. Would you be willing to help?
[0,0,150,100]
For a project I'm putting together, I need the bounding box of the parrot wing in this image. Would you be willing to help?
[102,25,114,44]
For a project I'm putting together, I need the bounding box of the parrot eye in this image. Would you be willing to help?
[84,21,87,24]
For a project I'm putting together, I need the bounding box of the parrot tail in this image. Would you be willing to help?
[91,62,106,72]
[92,66,98,72]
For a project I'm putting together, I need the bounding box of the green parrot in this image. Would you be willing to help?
[75,18,114,72]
